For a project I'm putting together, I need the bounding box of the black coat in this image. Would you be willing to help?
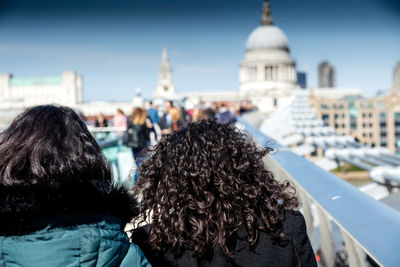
[132,211,317,267]
[124,122,149,149]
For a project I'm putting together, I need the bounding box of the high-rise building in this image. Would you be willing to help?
[297,72,307,89]
[318,61,336,88]
[394,61,400,91]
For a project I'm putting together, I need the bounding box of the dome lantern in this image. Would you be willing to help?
[245,0,289,51]
[261,0,274,26]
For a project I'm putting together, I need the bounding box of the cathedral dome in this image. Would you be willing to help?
[246,25,289,51]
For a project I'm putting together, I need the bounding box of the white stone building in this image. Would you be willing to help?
[153,47,175,100]
[0,71,136,123]
[0,71,85,123]
[180,0,299,114]
[0,71,83,108]
[240,0,297,93]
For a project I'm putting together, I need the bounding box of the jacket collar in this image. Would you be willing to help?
[0,177,139,236]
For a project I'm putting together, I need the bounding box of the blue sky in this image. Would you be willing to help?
[0,0,399,101]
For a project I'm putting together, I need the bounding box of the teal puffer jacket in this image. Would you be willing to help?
[0,215,150,267]
[0,178,150,267]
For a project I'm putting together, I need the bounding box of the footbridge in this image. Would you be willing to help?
[93,118,400,267]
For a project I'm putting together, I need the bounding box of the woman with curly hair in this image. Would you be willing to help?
[132,119,316,266]
[0,105,150,266]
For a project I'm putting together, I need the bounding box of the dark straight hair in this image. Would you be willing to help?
[0,105,111,185]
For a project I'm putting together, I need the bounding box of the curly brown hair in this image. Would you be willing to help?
[133,119,299,258]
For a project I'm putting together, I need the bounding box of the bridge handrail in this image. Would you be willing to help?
[97,137,121,149]
[236,117,400,267]
[88,126,127,132]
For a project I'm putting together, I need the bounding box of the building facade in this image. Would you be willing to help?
[153,47,175,99]
[0,71,137,123]
[311,75,400,154]
[310,88,362,136]
[394,61,400,92]
[0,71,84,124]
[238,0,298,113]
[354,84,400,153]
[0,71,83,109]
[318,61,336,88]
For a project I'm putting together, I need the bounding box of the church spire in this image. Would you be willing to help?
[261,0,274,25]
[154,47,175,99]
[162,47,168,61]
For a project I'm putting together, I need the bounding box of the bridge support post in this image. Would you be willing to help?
[342,231,366,267]
[317,207,335,267]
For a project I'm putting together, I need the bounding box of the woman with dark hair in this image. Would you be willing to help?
[0,105,150,266]
[132,119,316,266]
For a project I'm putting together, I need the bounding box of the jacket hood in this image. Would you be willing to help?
[0,177,139,236]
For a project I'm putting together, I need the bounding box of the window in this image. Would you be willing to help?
[322,114,329,125]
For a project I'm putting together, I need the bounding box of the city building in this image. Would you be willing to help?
[354,81,400,153]
[0,71,136,124]
[239,0,297,92]
[310,88,362,136]
[394,61,400,92]
[318,61,336,88]
[0,71,84,124]
[297,72,307,89]
[311,62,400,154]
[183,0,299,114]
[153,47,176,99]
[0,71,83,109]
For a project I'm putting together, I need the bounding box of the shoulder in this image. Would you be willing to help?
[120,243,151,267]
[131,225,150,245]
[280,210,309,246]
[281,210,317,266]
[281,210,306,230]
[234,210,315,266]
[131,225,175,267]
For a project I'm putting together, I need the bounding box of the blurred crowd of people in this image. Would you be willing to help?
[89,99,256,159]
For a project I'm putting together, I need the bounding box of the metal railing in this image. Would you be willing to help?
[92,128,136,188]
[236,117,400,267]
